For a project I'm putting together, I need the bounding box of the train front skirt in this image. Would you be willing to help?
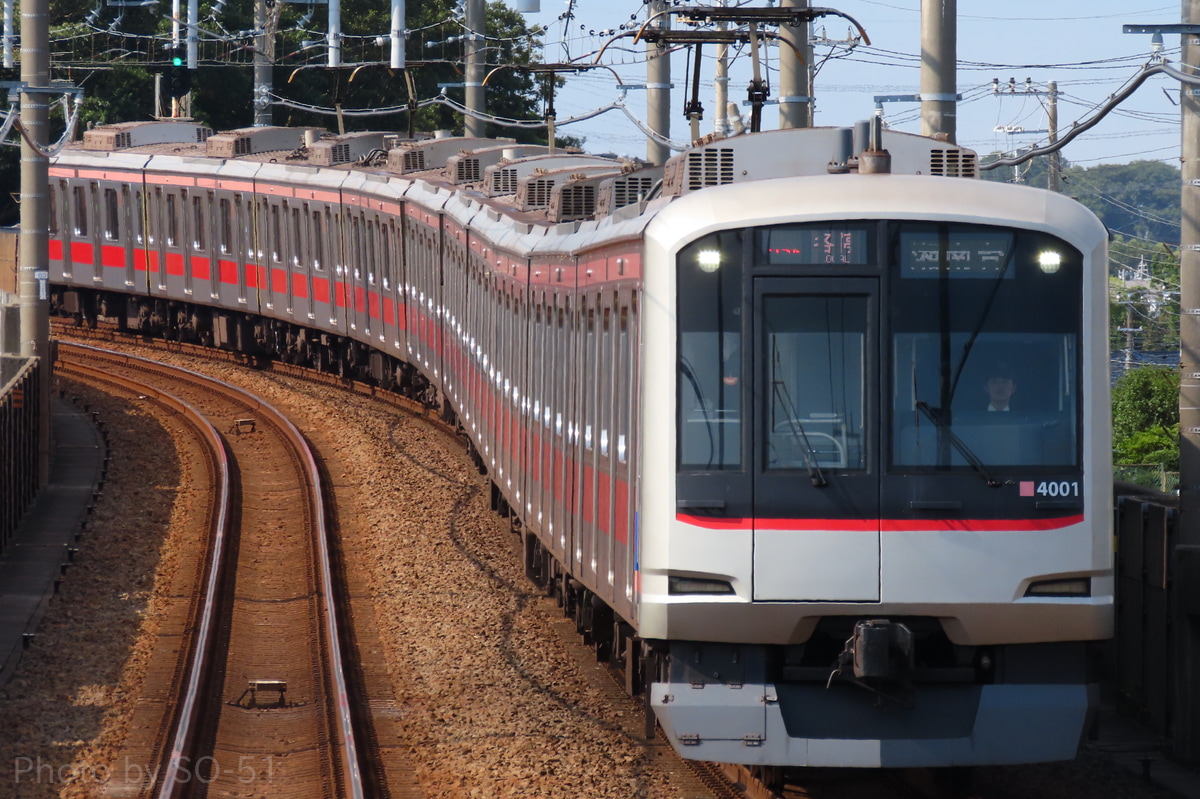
[651,644,1096,767]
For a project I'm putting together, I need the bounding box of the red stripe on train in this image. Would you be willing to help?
[676,514,1086,532]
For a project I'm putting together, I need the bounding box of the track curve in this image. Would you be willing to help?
[57,343,366,799]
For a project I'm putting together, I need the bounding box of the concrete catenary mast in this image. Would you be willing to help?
[777,0,813,129]
[919,0,955,142]
[19,0,50,482]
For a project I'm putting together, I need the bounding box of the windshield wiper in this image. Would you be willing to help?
[773,382,828,487]
[915,401,1006,488]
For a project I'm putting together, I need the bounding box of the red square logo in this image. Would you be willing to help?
[1019,481,1035,497]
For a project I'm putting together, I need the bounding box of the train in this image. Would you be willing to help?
[46,113,1113,769]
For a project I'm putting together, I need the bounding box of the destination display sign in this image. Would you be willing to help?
[762,225,870,265]
[899,230,1014,279]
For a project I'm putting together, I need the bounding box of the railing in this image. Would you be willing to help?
[0,356,39,556]
[1109,485,1200,766]
[1115,463,1180,494]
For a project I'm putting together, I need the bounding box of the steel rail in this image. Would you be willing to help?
[57,342,365,799]
[55,347,232,799]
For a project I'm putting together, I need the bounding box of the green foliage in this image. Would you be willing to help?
[1111,365,1179,468]
[1114,425,1179,471]
[983,155,1180,245]
[262,0,548,140]
[41,0,549,139]
[1065,160,1180,245]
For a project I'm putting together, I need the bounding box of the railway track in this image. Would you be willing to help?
[56,342,367,799]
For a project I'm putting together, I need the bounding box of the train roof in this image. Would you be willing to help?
[62,120,995,257]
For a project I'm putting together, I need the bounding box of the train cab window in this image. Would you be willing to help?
[72,186,88,236]
[889,223,1082,469]
[104,188,120,240]
[764,296,867,471]
[677,231,744,470]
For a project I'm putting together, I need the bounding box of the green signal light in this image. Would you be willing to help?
[172,56,184,66]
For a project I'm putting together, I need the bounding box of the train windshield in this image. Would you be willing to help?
[677,220,1083,481]
[889,222,1082,469]
[764,295,867,472]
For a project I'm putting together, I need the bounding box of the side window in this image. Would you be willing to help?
[271,203,282,262]
[192,195,206,251]
[312,209,323,271]
[381,223,391,289]
[366,220,377,284]
[48,183,57,234]
[73,185,88,236]
[219,198,232,253]
[351,216,363,278]
[166,193,178,246]
[104,188,119,241]
[292,205,303,266]
[134,190,145,244]
[149,187,161,244]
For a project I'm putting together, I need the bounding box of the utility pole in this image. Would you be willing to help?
[646,0,671,165]
[19,0,50,483]
[714,6,728,137]
[1180,1,1200,766]
[1180,5,1200,552]
[253,0,272,125]
[464,0,485,137]
[919,0,956,142]
[989,78,1056,189]
[1130,1,1200,768]
[1047,80,1061,192]
[777,0,813,129]
[640,5,863,151]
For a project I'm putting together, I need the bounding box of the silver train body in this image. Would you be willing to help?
[48,121,1113,768]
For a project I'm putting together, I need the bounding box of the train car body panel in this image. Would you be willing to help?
[50,153,154,294]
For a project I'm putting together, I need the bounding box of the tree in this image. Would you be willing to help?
[1063,160,1180,246]
[1112,365,1179,469]
[35,0,550,137]
[980,157,1181,247]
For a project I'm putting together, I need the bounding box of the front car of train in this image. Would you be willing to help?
[638,127,1112,767]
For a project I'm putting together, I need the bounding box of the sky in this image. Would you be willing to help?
[508,0,1185,169]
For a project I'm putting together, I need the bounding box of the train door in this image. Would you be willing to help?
[147,185,167,295]
[287,203,311,321]
[69,181,99,285]
[380,217,402,354]
[130,185,151,293]
[750,277,880,601]
[312,206,334,329]
[213,195,242,308]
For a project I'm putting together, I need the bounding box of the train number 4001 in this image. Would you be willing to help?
[1036,481,1080,497]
